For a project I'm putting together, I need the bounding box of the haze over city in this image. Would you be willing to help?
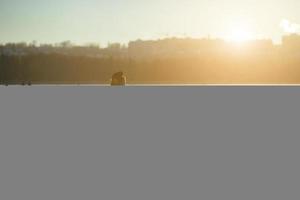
[1,0,300,85]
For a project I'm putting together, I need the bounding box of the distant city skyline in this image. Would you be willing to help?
[1,0,300,45]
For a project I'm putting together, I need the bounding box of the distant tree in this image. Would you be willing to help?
[85,42,100,49]
[29,40,38,47]
[107,43,121,50]
[59,41,73,48]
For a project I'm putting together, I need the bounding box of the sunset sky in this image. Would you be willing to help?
[0,0,299,45]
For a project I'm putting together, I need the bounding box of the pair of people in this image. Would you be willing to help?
[110,72,126,86]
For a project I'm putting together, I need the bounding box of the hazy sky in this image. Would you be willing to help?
[0,0,300,45]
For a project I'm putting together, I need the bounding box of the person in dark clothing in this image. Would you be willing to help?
[111,71,126,86]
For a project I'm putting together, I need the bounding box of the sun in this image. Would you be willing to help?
[225,24,254,44]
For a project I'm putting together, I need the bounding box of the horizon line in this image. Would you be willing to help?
[2,34,299,47]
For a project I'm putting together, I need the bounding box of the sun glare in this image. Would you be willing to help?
[225,24,254,44]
